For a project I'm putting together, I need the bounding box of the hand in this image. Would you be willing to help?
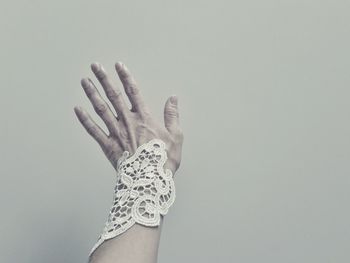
[74,62,184,175]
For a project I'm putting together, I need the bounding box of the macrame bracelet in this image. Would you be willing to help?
[89,138,176,257]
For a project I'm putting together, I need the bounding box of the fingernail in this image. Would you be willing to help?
[115,61,123,71]
[74,106,82,113]
[80,78,90,88]
[81,78,88,86]
[170,95,178,105]
[91,62,101,72]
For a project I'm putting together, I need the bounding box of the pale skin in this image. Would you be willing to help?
[74,61,184,263]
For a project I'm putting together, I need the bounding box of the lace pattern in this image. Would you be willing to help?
[89,138,176,257]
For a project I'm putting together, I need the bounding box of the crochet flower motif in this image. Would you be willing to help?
[89,139,176,257]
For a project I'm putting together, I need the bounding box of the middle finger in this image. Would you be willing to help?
[91,62,129,121]
[81,78,119,136]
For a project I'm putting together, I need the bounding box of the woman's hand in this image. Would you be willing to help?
[74,62,184,175]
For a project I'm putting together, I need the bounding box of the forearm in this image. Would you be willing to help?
[89,217,164,263]
[88,157,175,263]
[74,61,183,263]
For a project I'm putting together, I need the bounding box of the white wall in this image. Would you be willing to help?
[1,1,349,262]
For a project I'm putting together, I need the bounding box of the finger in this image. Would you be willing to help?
[81,78,119,135]
[74,106,109,148]
[115,62,150,117]
[164,95,180,135]
[90,62,129,121]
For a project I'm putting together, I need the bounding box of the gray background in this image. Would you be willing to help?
[1,0,349,262]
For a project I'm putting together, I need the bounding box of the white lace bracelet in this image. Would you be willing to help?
[89,138,176,257]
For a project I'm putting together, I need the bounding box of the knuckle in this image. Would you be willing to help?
[105,146,119,162]
[118,68,129,79]
[165,108,179,118]
[85,89,94,97]
[107,89,122,101]
[94,68,106,80]
[140,108,151,119]
[83,84,95,96]
[79,114,88,123]
[118,128,130,143]
[95,103,108,115]
[174,128,184,141]
[126,84,139,95]
[86,125,97,135]
[136,119,146,128]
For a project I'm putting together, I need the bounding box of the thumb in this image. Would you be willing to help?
[164,95,180,135]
